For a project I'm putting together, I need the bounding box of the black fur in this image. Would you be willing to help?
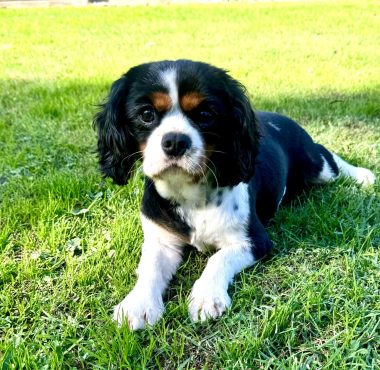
[93,60,260,187]
[176,60,259,186]
[141,179,192,240]
[94,60,340,261]
[93,75,138,185]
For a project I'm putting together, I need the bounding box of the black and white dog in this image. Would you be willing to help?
[94,60,375,330]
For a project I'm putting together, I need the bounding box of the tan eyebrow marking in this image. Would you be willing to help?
[139,142,147,157]
[149,92,172,112]
[180,92,204,112]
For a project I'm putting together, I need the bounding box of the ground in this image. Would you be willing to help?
[0,1,379,368]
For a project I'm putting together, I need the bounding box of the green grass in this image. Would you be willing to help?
[0,1,379,368]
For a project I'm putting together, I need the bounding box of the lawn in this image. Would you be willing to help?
[0,0,379,368]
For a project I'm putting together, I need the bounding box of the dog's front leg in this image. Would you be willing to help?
[189,244,255,322]
[113,217,184,330]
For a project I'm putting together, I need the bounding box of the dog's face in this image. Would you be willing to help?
[94,60,259,189]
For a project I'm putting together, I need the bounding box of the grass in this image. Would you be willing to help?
[0,0,379,368]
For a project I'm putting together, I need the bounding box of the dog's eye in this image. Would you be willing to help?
[193,109,215,127]
[199,110,213,121]
[139,107,156,124]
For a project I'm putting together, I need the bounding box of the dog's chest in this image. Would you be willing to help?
[177,183,250,251]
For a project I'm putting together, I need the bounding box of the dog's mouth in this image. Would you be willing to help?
[152,163,202,182]
[142,143,208,183]
[150,161,204,183]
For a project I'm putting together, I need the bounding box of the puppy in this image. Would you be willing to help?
[94,60,376,330]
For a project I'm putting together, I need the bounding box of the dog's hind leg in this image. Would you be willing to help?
[313,144,376,186]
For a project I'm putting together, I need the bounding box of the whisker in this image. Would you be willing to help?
[203,149,227,155]
[121,150,144,162]
[117,150,145,182]
[203,161,219,189]
[188,154,219,189]
[199,154,220,188]
[184,157,208,183]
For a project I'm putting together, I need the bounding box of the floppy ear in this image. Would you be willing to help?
[230,81,260,183]
[215,79,260,187]
[93,75,138,185]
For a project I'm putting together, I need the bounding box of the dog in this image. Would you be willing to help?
[94,60,376,330]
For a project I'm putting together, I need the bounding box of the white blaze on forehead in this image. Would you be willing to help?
[160,112,202,141]
[142,66,208,201]
[161,68,178,106]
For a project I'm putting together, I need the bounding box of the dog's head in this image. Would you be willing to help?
[94,60,259,189]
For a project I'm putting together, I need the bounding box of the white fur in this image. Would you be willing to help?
[332,153,376,186]
[313,153,376,186]
[143,111,205,180]
[114,183,256,329]
[175,183,255,322]
[161,68,178,105]
[189,245,255,322]
[155,172,207,206]
[142,67,205,180]
[177,183,251,252]
[111,63,377,331]
[114,66,261,329]
[314,156,337,183]
[113,215,183,330]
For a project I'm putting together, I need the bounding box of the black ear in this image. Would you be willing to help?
[93,75,138,185]
[216,79,260,186]
[230,81,260,183]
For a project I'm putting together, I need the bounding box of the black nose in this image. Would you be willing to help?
[161,132,192,157]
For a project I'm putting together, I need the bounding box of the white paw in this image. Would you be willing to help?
[188,279,231,322]
[113,289,164,330]
[354,167,376,186]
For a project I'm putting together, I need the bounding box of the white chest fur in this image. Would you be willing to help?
[176,183,251,251]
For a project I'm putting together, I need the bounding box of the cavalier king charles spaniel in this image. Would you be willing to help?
[94,60,375,330]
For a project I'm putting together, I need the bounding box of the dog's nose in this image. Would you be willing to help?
[161,132,192,157]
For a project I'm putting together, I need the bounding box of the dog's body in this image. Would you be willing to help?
[94,60,375,330]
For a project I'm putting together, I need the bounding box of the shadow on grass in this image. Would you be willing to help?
[252,88,380,123]
[1,77,379,172]
[1,77,378,242]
